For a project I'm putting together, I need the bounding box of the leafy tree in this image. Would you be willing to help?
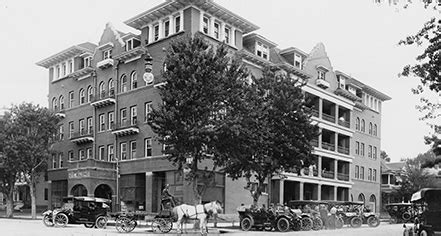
[6,103,58,219]
[0,112,22,218]
[381,150,391,162]
[148,35,249,204]
[218,67,319,206]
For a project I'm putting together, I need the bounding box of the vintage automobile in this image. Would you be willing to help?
[403,188,441,236]
[327,201,364,228]
[288,200,324,231]
[385,203,413,224]
[237,204,300,232]
[42,196,111,228]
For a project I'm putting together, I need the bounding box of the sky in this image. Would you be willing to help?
[0,0,438,162]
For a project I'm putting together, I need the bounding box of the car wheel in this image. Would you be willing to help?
[350,217,362,228]
[367,216,380,227]
[95,216,108,229]
[84,223,95,228]
[240,217,252,231]
[42,215,54,227]
[402,212,411,222]
[276,217,290,232]
[419,230,429,236]
[292,218,302,231]
[301,217,313,231]
[312,217,323,231]
[54,213,68,227]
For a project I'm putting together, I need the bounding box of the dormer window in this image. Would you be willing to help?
[174,15,181,33]
[68,60,73,74]
[84,56,92,67]
[56,65,61,79]
[214,22,220,39]
[294,53,302,69]
[256,41,269,60]
[103,49,112,60]
[225,27,231,44]
[62,62,67,77]
[337,76,346,89]
[203,16,210,34]
[125,38,140,51]
[318,70,326,80]
[153,24,159,41]
[164,20,170,37]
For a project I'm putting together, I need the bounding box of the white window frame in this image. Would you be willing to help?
[79,119,85,135]
[87,117,93,134]
[98,146,105,161]
[84,56,92,67]
[130,71,137,90]
[68,151,74,162]
[202,16,210,34]
[224,26,231,44]
[68,59,73,74]
[164,19,170,37]
[214,21,220,39]
[108,145,114,162]
[103,49,112,60]
[120,108,127,126]
[153,24,160,41]
[69,122,74,138]
[130,106,137,125]
[79,149,85,160]
[99,114,105,132]
[145,102,152,122]
[256,41,269,60]
[87,148,92,159]
[120,142,127,160]
[145,138,152,157]
[130,141,136,159]
[69,91,74,108]
[174,15,181,33]
[108,111,114,130]
[58,153,63,168]
[318,70,326,80]
[79,89,86,105]
[294,53,302,69]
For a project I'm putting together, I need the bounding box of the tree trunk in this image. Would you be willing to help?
[30,179,36,219]
[6,186,14,218]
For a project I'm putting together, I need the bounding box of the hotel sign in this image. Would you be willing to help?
[68,170,90,179]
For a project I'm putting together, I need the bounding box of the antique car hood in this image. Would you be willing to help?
[411,188,441,202]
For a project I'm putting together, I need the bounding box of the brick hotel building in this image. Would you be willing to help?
[36,0,390,213]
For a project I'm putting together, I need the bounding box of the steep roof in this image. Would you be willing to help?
[36,42,97,68]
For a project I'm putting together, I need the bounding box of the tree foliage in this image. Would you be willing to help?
[218,67,319,205]
[148,35,249,203]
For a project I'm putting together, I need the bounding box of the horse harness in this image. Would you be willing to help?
[179,204,211,219]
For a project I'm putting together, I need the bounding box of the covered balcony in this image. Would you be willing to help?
[114,47,144,63]
[111,119,139,137]
[53,106,65,118]
[305,92,320,118]
[337,134,350,155]
[337,161,350,181]
[337,106,351,128]
[321,129,336,152]
[322,99,336,123]
[97,58,114,69]
[90,89,116,108]
[321,157,335,179]
[69,66,94,80]
[70,130,94,144]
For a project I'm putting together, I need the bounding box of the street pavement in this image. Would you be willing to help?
[0,218,405,236]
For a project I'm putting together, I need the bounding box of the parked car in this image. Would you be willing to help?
[42,196,111,228]
[385,203,413,224]
[288,200,325,231]
[403,188,441,236]
[237,204,300,232]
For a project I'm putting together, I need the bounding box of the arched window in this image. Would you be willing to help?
[79,88,86,104]
[99,82,105,99]
[108,79,115,96]
[52,97,58,111]
[374,124,377,136]
[120,75,127,93]
[358,193,365,204]
[369,194,376,212]
[369,122,373,135]
[130,71,137,90]
[87,86,93,103]
[59,95,65,110]
[361,119,365,132]
[355,117,360,131]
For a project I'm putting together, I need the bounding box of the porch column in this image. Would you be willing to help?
[199,10,205,32]
[299,182,304,200]
[318,184,322,201]
[334,160,338,180]
[318,98,323,119]
[148,24,153,44]
[145,172,153,212]
[158,20,164,39]
[334,186,338,201]
[47,180,52,209]
[318,128,322,149]
[279,180,284,204]
[334,132,338,152]
[387,174,390,185]
[335,104,339,124]
[318,156,322,178]
[179,10,184,31]
[168,15,174,34]
[231,27,236,47]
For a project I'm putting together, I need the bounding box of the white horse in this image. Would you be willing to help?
[173,200,223,235]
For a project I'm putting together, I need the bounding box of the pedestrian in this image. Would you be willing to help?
[329,204,337,230]
[319,204,329,229]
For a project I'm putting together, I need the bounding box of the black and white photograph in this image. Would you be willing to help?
[0,0,440,235]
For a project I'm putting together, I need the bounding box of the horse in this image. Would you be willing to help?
[173,200,223,235]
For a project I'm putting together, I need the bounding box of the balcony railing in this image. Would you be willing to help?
[337,173,350,181]
[338,119,350,128]
[97,58,114,69]
[310,138,319,147]
[111,119,139,137]
[316,78,330,89]
[70,130,94,144]
[53,107,66,118]
[91,89,116,108]
[310,109,319,118]
[322,113,335,123]
[321,141,335,151]
[337,146,350,155]
[322,170,335,179]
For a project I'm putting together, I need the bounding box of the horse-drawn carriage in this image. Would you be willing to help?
[385,203,413,224]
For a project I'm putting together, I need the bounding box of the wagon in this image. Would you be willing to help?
[42,197,110,228]
[385,203,413,224]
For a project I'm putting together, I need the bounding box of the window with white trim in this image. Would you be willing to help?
[98,146,105,161]
[69,121,74,138]
[68,91,74,108]
[79,119,85,135]
[130,71,137,90]
[145,102,152,122]
[360,166,365,179]
[58,153,63,168]
[120,75,127,93]
[79,149,85,160]
[256,41,269,60]
[107,145,114,162]
[202,16,210,34]
[68,59,73,74]
[130,141,136,159]
[224,27,231,44]
[68,151,74,162]
[368,168,372,181]
[56,65,61,79]
[318,70,326,80]
[87,148,92,159]
[99,82,105,99]
[59,95,65,110]
[368,145,372,158]
[87,117,93,134]
[103,49,112,60]
[58,125,64,141]
[62,62,67,77]
[294,53,302,69]
[130,106,137,125]
[108,111,114,130]
[153,24,160,41]
[214,21,220,39]
[361,143,365,156]
[174,15,181,33]
[87,86,93,103]
[79,88,86,105]
[355,165,359,179]
[120,108,127,126]
[145,138,152,157]
[120,142,127,160]
[99,114,105,132]
[52,154,57,169]
[373,169,377,182]
[373,146,377,159]
[355,141,360,155]
[84,56,92,67]
[164,19,170,37]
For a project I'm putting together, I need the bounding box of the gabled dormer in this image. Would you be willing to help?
[95,23,127,69]
[303,43,339,91]
[36,42,96,82]
[243,33,277,61]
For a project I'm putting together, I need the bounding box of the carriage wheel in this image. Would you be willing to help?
[43,215,54,227]
[240,217,252,231]
[350,217,362,228]
[54,213,68,227]
[276,217,290,232]
[335,216,344,229]
[312,217,323,231]
[95,216,108,229]
[153,218,173,233]
[367,216,380,227]
[115,216,137,233]
[292,218,302,231]
[301,217,313,231]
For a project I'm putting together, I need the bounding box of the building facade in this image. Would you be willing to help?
[37,0,390,214]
